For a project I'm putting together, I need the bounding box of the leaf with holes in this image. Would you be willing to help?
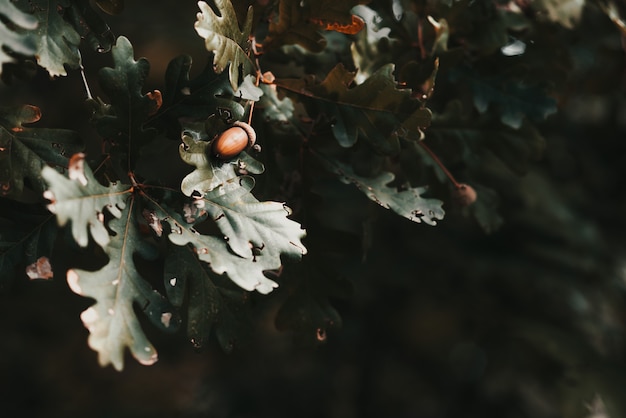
[0,0,37,76]
[278,64,431,154]
[164,244,250,351]
[67,199,179,371]
[178,132,263,197]
[12,0,81,76]
[201,175,306,260]
[0,104,82,197]
[194,0,255,91]
[321,156,445,225]
[146,176,306,294]
[91,36,160,168]
[41,153,131,248]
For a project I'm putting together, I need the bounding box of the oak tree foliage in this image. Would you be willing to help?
[0,9,625,418]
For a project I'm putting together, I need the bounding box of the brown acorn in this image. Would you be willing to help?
[211,121,257,160]
[452,183,477,207]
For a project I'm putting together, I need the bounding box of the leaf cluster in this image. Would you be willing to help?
[0,0,624,393]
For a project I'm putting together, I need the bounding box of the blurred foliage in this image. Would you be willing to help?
[1,0,626,417]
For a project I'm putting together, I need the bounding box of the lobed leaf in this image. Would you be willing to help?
[194,0,255,91]
[146,167,307,294]
[164,244,250,351]
[0,0,37,76]
[13,0,81,77]
[200,176,307,261]
[67,199,179,371]
[93,36,160,167]
[178,132,263,197]
[0,104,82,197]
[320,156,445,225]
[149,200,283,294]
[156,54,246,132]
[42,153,131,248]
[278,64,431,154]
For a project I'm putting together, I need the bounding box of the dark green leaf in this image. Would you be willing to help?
[0,104,82,197]
[65,0,115,53]
[450,67,557,129]
[93,36,160,168]
[279,64,431,154]
[0,198,56,290]
[164,244,250,351]
[155,54,246,132]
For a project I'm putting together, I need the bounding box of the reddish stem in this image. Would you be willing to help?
[418,141,462,189]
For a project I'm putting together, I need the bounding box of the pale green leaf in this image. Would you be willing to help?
[0,0,37,76]
[14,0,81,77]
[200,175,307,260]
[321,156,445,225]
[146,170,307,294]
[67,199,178,371]
[179,132,264,197]
[194,0,255,90]
[41,153,131,248]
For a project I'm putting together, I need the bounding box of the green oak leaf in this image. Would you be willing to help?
[0,197,56,290]
[194,0,255,91]
[41,153,131,248]
[13,0,81,76]
[164,244,250,351]
[278,64,431,154]
[146,176,306,294]
[0,0,37,76]
[155,54,245,133]
[67,198,179,371]
[0,104,82,197]
[92,36,160,170]
[179,132,264,197]
[321,156,445,225]
[200,175,307,260]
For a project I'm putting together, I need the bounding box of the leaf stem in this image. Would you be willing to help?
[418,141,462,189]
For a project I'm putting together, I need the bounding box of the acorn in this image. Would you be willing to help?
[211,121,257,160]
[452,183,477,207]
